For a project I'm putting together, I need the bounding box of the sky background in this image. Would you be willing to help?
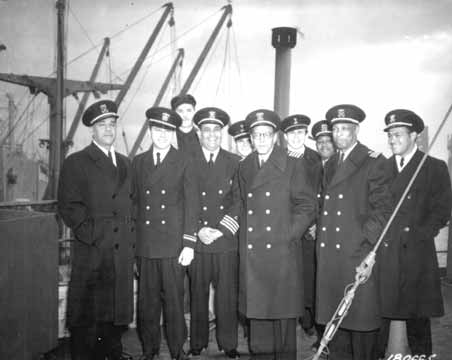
[1,0,452,161]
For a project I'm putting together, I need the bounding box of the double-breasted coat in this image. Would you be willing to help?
[219,145,317,319]
[316,142,392,331]
[58,143,135,327]
[132,146,199,258]
[193,148,240,254]
[379,150,452,318]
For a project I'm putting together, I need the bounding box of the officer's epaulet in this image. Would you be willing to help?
[368,150,381,158]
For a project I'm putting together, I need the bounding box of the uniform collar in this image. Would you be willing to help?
[202,146,220,163]
[92,140,116,166]
[395,144,417,172]
[339,141,358,161]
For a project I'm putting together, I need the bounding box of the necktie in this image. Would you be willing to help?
[338,152,344,166]
[259,158,265,169]
[108,150,115,166]
[155,152,161,168]
[208,153,214,168]
[400,157,404,169]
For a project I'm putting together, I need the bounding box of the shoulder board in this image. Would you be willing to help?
[368,150,381,158]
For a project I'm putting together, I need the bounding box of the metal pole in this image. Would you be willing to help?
[129,48,184,158]
[272,27,297,145]
[65,38,111,148]
[46,0,65,200]
[179,4,232,95]
[446,134,452,282]
[6,93,15,147]
[115,3,174,107]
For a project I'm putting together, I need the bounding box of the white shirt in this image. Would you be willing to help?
[153,146,171,165]
[339,141,358,162]
[202,146,220,163]
[395,144,417,172]
[258,147,273,165]
[93,140,117,167]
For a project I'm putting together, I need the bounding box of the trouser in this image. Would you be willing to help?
[137,257,187,358]
[70,322,125,360]
[248,318,297,359]
[188,251,238,351]
[378,318,432,357]
[328,328,378,360]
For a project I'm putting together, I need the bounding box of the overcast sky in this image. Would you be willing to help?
[1,0,452,160]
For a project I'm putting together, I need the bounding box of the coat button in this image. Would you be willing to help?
[325,194,330,200]
[337,211,341,216]
[404,226,410,232]
[336,227,340,232]
[248,244,253,249]
[265,209,271,214]
[161,189,166,195]
[248,227,253,232]
[266,226,271,231]
[265,191,271,197]
[161,220,166,225]
[248,210,253,215]
[146,205,150,210]
[322,227,326,231]
[202,192,206,196]
[320,242,325,247]
[112,194,117,199]
[336,244,341,249]
[161,204,165,209]
[338,194,343,199]
[248,193,253,198]
[219,205,224,210]
[204,221,208,225]
[145,220,150,225]
[203,206,207,211]
[218,189,223,194]
[146,190,150,195]
[384,242,388,247]
[323,211,328,216]
[407,194,411,200]
[113,227,118,232]
[266,243,272,249]
[115,244,119,250]
[317,193,321,198]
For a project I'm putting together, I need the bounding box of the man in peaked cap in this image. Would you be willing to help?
[132,107,199,360]
[171,93,202,157]
[58,99,134,360]
[315,104,393,360]
[212,109,317,358]
[378,109,452,358]
[311,120,335,168]
[228,120,253,159]
[281,114,321,338]
[187,107,241,358]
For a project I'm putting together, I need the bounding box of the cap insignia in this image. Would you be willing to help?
[256,112,264,121]
[337,109,345,118]
[100,104,108,114]
[209,110,216,119]
[162,112,170,121]
[389,114,396,123]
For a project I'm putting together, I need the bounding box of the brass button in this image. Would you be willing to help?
[161,204,165,209]
[265,191,271,197]
[146,190,150,195]
[218,189,223,195]
[337,211,341,216]
[161,189,166,195]
[322,227,326,231]
[336,227,340,232]
[146,205,150,210]
[320,242,325,247]
[145,220,150,225]
[338,194,343,199]
[336,244,341,249]
[161,220,166,225]
[265,209,271,215]
[219,205,224,210]
[202,191,206,196]
[203,206,207,211]
[248,227,253,232]
[266,226,271,231]
[248,193,253,198]
[248,244,253,249]
[248,210,253,215]
[404,226,410,232]
[325,195,330,200]
[323,211,328,216]
[266,243,272,249]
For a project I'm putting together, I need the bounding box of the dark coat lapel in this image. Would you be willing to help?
[390,150,424,196]
[85,143,117,186]
[250,145,287,190]
[328,142,370,189]
[114,154,128,193]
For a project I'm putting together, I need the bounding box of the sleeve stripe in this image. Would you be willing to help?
[220,215,239,234]
[183,234,197,242]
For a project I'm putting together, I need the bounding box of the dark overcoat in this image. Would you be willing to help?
[219,145,317,319]
[57,143,135,327]
[192,148,240,253]
[287,147,321,308]
[132,146,199,258]
[316,142,392,331]
[176,128,202,158]
[379,150,452,318]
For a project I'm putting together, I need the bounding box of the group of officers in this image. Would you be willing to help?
[58,94,452,360]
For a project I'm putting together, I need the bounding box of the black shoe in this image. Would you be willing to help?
[225,349,240,359]
[173,350,188,360]
[187,349,202,357]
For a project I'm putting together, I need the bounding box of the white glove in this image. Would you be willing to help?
[198,227,223,245]
[178,246,194,266]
